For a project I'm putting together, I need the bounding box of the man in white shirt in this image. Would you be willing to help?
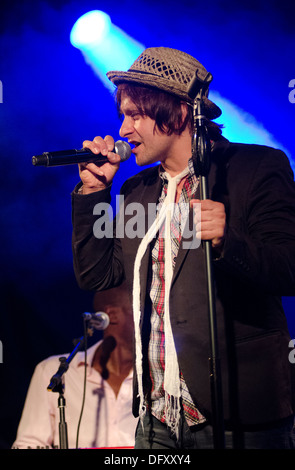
[12,283,137,449]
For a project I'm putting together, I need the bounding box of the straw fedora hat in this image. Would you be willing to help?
[107,47,221,119]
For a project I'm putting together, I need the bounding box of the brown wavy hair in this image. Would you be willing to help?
[115,83,223,140]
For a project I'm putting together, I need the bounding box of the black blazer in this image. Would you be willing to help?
[72,139,295,427]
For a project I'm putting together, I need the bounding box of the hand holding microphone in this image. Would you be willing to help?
[32,135,132,194]
[79,135,127,193]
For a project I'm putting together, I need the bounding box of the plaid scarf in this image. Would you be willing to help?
[133,166,189,436]
[149,164,206,428]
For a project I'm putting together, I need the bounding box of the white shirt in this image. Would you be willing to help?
[12,342,137,449]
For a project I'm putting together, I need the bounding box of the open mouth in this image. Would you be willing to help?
[129,140,142,151]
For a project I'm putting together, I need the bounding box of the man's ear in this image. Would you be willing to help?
[180,102,193,136]
[180,102,189,124]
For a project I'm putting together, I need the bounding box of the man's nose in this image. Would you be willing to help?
[119,117,134,138]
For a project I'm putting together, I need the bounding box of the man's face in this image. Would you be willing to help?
[94,288,134,340]
[119,93,179,167]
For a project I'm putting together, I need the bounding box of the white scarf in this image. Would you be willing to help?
[132,166,189,436]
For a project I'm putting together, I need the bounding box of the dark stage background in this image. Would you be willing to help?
[0,0,294,449]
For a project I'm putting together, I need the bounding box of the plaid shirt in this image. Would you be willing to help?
[148,158,206,427]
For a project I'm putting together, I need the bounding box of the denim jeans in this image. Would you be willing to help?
[134,412,295,449]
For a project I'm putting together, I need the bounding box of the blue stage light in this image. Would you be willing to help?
[70,10,144,90]
[70,12,293,171]
[70,10,111,48]
[211,91,293,170]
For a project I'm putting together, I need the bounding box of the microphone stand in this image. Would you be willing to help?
[47,324,93,449]
[188,71,225,449]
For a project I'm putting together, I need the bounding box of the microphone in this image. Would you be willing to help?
[32,140,131,167]
[82,311,110,330]
[188,70,213,100]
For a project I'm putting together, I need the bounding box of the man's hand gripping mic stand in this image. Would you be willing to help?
[188,71,225,449]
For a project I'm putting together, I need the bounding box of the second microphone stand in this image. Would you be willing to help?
[47,322,92,449]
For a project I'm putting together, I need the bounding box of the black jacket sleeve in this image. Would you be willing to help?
[71,184,125,291]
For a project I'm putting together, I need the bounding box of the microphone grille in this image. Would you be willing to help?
[90,312,110,330]
[115,140,132,161]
